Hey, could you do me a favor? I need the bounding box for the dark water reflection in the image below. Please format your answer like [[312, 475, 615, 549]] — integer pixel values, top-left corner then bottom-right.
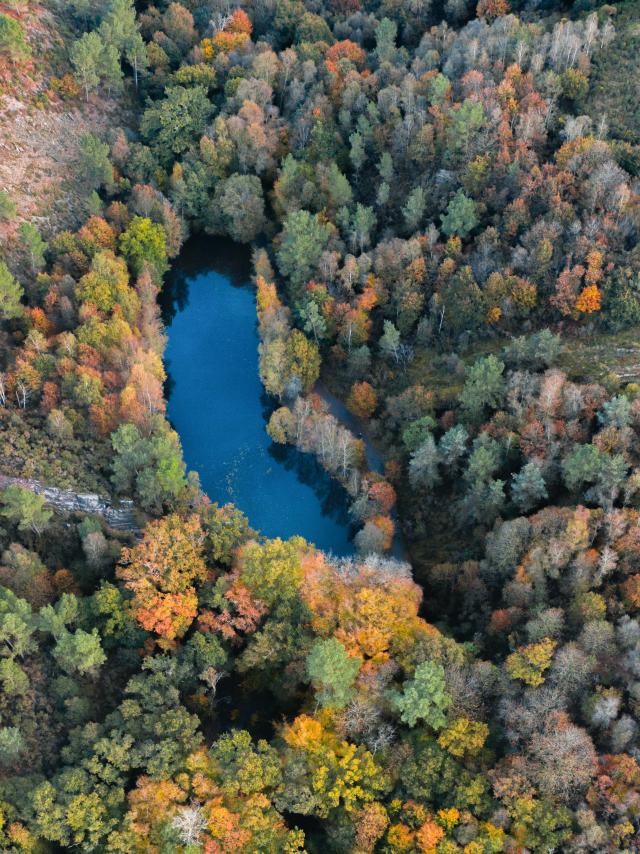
[[160, 236, 356, 555]]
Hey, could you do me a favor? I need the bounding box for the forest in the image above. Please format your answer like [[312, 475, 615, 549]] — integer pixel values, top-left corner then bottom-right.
[[1, 0, 640, 850]]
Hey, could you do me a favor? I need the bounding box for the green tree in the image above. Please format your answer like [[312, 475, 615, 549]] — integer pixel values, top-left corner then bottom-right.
[[427, 73, 451, 105], [592, 452, 628, 509], [210, 729, 283, 798], [563, 448, 628, 509], [599, 395, 632, 429], [447, 99, 485, 162], [509, 798, 573, 852], [273, 154, 315, 217], [465, 435, 501, 486], [97, 39, 123, 97], [116, 658, 203, 777], [0, 588, 36, 659], [276, 210, 332, 303], [31, 660, 198, 852], [135, 426, 188, 511], [112, 423, 149, 492], [391, 661, 451, 729], [202, 503, 254, 565], [99, 0, 148, 88], [379, 320, 401, 363], [441, 191, 479, 239], [0, 726, 25, 766], [0, 12, 30, 61], [376, 181, 390, 208], [0, 190, 16, 221], [504, 329, 563, 370], [325, 162, 352, 211], [119, 216, 168, 278], [238, 537, 303, 611], [378, 152, 394, 182], [459, 355, 505, 421], [511, 460, 548, 513], [77, 133, 113, 192], [70, 31, 104, 100], [0, 260, 24, 320], [215, 174, 265, 243], [467, 478, 506, 525], [0, 486, 52, 535], [439, 425, 469, 471], [375, 17, 397, 63], [439, 265, 483, 335], [53, 628, 106, 675], [409, 434, 441, 490], [349, 131, 366, 174], [32, 780, 115, 849], [402, 416, 437, 453], [463, 437, 507, 524], [0, 657, 29, 696], [69, 0, 105, 28], [86, 190, 103, 217], [19, 222, 46, 274], [141, 85, 214, 163], [306, 637, 362, 709], [562, 445, 604, 494], [403, 186, 427, 232], [99, 0, 137, 55], [299, 300, 327, 343], [125, 29, 148, 89], [38, 592, 79, 639], [111, 421, 188, 512], [349, 204, 376, 253]]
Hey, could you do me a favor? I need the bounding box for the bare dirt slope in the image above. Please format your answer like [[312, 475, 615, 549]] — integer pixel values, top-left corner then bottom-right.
[[0, 1, 127, 241], [0, 94, 123, 237]]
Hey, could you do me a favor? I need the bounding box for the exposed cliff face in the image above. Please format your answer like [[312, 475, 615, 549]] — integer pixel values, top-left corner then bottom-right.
[[0, 474, 140, 532]]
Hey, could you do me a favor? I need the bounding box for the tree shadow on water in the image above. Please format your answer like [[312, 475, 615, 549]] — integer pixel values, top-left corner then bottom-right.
[[160, 234, 252, 324], [259, 391, 356, 534], [267, 442, 355, 533]]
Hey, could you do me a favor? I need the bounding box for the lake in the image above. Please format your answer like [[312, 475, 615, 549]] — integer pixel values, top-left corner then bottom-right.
[[159, 236, 356, 555]]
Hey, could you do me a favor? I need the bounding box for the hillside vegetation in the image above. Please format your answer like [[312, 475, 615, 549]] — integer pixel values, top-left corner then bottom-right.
[[0, 0, 640, 852], [0, 1, 128, 243]]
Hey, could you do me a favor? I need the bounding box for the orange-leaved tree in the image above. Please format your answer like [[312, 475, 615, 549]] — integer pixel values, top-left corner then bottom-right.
[[347, 382, 378, 419], [117, 514, 209, 648]]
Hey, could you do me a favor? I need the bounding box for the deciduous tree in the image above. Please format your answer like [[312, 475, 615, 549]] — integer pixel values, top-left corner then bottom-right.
[[117, 514, 208, 646]]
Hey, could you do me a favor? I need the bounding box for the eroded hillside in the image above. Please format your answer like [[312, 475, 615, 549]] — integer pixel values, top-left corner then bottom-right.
[[0, 0, 127, 242]]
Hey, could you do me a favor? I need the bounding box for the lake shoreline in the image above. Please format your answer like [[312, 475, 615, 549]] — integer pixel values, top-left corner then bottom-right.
[[160, 235, 358, 556]]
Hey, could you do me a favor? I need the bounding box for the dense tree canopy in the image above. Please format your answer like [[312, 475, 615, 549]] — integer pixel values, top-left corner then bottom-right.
[[1, 0, 640, 850]]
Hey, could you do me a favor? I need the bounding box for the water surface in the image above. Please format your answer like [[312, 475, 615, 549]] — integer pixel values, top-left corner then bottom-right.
[[160, 237, 355, 555]]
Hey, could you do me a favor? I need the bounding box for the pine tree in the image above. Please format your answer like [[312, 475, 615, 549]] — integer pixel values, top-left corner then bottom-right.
[[306, 637, 362, 708], [0, 260, 24, 320], [390, 661, 451, 729], [71, 31, 104, 100], [511, 461, 548, 513]]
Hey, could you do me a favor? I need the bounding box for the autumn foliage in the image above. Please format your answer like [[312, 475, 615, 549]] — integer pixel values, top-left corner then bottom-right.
[[347, 381, 378, 418], [117, 514, 208, 647]]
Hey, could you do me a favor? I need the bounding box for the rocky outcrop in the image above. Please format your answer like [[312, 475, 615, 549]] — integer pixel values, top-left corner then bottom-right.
[[0, 474, 140, 533]]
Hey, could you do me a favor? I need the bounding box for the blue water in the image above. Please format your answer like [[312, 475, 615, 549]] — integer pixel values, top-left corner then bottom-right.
[[160, 236, 355, 555]]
